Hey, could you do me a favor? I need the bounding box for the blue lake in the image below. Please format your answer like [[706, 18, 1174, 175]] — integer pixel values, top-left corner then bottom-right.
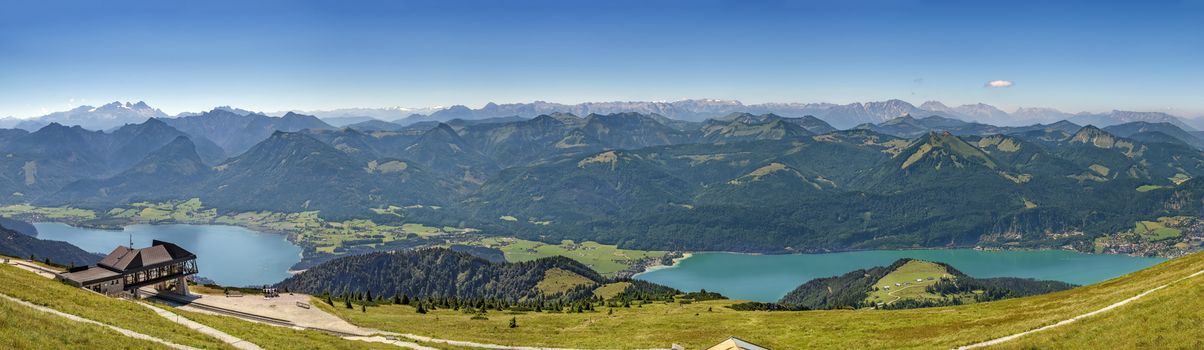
[[34, 222, 302, 287], [635, 249, 1166, 302]]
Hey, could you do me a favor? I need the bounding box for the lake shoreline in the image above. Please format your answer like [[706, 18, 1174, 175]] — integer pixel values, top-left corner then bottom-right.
[[631, 245, 1167, 277], [636, 252, 693, 274], [32, 222, 303, 288], [634, 248, 1167, 302]]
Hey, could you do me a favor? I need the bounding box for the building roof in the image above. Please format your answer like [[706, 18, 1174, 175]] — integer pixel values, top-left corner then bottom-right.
[[98, 240, 196, 272], [59, 266, 120, 285], [705, 337, 770, 350]]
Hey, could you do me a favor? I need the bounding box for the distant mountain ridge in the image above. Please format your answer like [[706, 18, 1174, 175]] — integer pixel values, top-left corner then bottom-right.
[[378, 99, 1201, 131], [14, 101, 167, 131], [159, 109, 333, 156], [11, 100, 1202, 135]]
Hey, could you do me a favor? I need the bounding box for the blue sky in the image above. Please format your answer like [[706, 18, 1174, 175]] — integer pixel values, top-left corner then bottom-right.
[[1, 0, 1202, 118]]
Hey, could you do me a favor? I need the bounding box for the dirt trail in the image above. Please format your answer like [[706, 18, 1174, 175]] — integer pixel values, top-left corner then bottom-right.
[[954, 268, 1204, 349], [137, 301, 264, 350]]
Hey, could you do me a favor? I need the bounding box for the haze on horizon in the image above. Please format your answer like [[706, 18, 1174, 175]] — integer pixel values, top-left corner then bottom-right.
[[1, 0, 1202, 119]]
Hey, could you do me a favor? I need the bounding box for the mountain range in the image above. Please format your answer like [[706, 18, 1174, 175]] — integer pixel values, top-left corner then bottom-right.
[[381, 99, 1201, 130], [4, 105, 1204, 254], [6, 100, 1202, 133], [4, 102, 167, 131]]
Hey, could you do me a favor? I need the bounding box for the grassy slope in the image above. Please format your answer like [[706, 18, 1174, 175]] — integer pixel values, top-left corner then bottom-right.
[[0, 264, 438, 350], [0, 264, 235, 349], [535, 268, 596, 294], [475, 237, 665, 276], [995, 269, 1204, 349], [0, 297, 169, 349], [866, 260, 953, 304], [592, 282, 632, 300], [319, 251, 1204, 349]]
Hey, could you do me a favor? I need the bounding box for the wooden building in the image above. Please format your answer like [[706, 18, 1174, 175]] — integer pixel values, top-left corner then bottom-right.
[[57, 240, 198, 297], [704, 336, 770, 350]]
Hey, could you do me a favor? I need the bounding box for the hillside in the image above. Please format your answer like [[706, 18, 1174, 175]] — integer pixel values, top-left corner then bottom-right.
[[0, 262, 434, 350], [316, 250, 1204, 349], [45, 136, 214, 206], [0, 223, 100, 266], [276, 248, 608, 301], [8, 112, 1204, 256], [777, 259, 1075, 310], [202, 131, 453, 217]]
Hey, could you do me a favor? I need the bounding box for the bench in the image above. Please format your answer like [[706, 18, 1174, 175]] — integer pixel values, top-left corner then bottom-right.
[[296, 301, 311, 309]]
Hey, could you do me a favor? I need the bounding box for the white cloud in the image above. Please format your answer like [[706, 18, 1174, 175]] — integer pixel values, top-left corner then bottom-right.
[[985, 80, 1014, 88]]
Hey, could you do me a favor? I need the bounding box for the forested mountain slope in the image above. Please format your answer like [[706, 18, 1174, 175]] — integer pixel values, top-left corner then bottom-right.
[[6, 111, 1204, 253], [276, 248, 609, 301]]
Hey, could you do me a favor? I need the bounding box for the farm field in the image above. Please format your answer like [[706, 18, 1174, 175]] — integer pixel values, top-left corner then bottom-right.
[[0, 204, 96, 221], [1135, 220, 1183, 242], [0, 200, 474, 260]]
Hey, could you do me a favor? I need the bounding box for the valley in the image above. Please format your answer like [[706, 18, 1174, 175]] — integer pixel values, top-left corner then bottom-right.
[[1, 199, 673, 282]]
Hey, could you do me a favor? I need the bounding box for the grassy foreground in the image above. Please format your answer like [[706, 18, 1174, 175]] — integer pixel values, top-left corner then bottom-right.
[[2, 251, 1203, 349], [0, 263, 459, 350], [319, 251, 1204, 349], [0, 264, 235, 349], [0, 297, 168, 349], [998, 268, 1204, 349]]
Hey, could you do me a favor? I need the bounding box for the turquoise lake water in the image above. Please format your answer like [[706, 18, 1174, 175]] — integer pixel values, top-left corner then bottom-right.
[[34, 222, 302, 287], [32, 222, 1169, 298], [635, 249, 1166, 302]]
